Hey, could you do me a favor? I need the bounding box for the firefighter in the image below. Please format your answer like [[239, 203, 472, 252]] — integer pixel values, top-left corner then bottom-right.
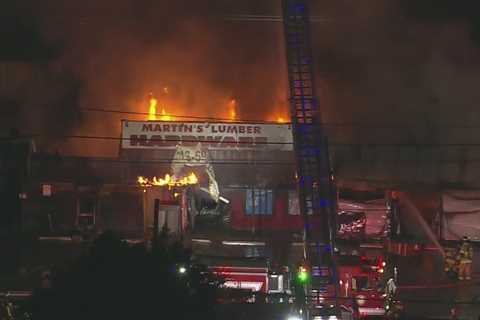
[[384, 277, 404, 320], [457, 236, 474, 280], [386, 277, 397, 298], [444, 247, 458, 278]]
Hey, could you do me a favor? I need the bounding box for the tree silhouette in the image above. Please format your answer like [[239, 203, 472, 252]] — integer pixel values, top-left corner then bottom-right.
[[28, 231, 217, 320]]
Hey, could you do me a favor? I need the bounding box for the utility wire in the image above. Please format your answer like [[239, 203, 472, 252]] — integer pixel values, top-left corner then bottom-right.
[[80, 107, 286, 124], [34, 155, 480, 167], [79, 107, 480, 129], [13, 133, 480, 147], [27, 134, 293, 145], [37, 159, 294, 166]]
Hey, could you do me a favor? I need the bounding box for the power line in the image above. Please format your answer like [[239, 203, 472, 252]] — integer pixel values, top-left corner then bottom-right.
[[80, 107, 284, 124], [37, 157, 294, 166], [79, 107, 480, 129], [29, 134, 293, 145], [35, 155, 480, 167], [18, 133, 480, 147]]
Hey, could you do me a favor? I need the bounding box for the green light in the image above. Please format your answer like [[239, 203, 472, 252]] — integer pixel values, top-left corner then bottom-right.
[[297, 267, 309, 283]]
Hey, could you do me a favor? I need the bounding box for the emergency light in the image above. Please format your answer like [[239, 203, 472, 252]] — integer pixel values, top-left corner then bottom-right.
[[297, 266, 310, 284]]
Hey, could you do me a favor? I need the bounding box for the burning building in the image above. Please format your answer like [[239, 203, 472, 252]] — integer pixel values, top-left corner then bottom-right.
[[120, 119, 300, 235], [17, 113, 392, 248]]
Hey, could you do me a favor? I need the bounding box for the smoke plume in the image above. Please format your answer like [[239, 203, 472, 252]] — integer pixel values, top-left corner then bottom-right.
[[2, 0, 480, 157]]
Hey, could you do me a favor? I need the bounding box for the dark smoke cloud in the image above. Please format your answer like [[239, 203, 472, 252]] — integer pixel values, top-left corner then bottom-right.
[[2, 0, 480, 156], [310, 0, 480, 145], [1, 0, 286, 156]]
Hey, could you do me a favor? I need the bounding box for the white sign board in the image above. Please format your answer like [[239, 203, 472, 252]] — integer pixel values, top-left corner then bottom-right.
[[121, 120, 293, 151]]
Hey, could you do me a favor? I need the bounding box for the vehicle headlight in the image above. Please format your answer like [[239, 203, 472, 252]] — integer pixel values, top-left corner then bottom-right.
[[287, 315, 302, 320]]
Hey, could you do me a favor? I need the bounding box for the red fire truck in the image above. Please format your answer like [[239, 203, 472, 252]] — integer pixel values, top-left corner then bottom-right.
[[307, 254, 386, 318], [337, 254, 386, 318], [207, 260, 291, 304]]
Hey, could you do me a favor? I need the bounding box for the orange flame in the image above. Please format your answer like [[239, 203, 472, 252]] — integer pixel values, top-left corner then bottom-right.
[[160, 108, 174, 121], [277, 117, 286, 123], [229, 99, 237, 121], [137, 173, 198, 189], [147, 92, 174, 121], [148, 94, 158, 121]]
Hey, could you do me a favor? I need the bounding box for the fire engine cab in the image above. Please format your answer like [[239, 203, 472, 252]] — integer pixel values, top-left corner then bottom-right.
[[337, 254, 386, 318], [305, 252, 386, 318]]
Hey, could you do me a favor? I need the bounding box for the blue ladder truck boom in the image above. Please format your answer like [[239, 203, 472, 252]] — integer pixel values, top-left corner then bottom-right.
[[281, 0, 340, 317]]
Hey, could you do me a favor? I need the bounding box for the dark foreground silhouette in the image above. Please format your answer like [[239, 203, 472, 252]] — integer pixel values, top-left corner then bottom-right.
[[27, 231, 217, 320]]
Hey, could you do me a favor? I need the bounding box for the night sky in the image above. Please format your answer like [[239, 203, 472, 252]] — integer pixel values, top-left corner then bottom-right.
[[2, 0, 480, 156]]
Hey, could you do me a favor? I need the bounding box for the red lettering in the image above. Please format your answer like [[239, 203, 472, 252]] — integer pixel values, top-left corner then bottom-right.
[[171, 124, 178, 132], [164, 135, 179, 147], [196, 125, 204, 133], [202, 136, 222, 147], [148, 135, 164, 147], [162, 124, 170, 132], [130, 135, 148, 146], [239, 126, 245, 134], [247, 126, 253, 134], [222, 136, 236, 147], [254, 126, 261, 134], [181, 135, 198, 147], [238, 136, 253, 147]]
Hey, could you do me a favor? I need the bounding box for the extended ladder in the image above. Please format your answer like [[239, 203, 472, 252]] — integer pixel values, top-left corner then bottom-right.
[[282, 0, 339, 307]]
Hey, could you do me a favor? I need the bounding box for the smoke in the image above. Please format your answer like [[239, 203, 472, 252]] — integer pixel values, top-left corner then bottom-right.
[[30, 0, 288, 156], [309, 0, 480, 145], [2, 0, 480, 157]]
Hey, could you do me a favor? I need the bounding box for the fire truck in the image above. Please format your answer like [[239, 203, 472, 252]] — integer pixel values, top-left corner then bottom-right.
[[197, 256, 291, 303], [302, 252, 385, 318], [337, 254, 386, 318]]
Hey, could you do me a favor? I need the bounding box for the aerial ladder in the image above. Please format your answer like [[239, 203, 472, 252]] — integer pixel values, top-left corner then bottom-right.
[[281, 0, 340, 314]]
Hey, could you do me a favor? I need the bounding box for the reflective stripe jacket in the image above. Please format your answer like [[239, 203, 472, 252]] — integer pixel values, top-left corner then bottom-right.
[[457, 244, 473, 263]]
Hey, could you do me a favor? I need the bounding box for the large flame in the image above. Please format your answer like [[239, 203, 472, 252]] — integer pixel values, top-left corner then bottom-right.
[[148, 94, 158, 121], [270, 113, 290, 123], [147, 91, 174, 121], [160, 108, 174, 121], [138, 173, 198, 188], [229, 99, 237, 121]]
